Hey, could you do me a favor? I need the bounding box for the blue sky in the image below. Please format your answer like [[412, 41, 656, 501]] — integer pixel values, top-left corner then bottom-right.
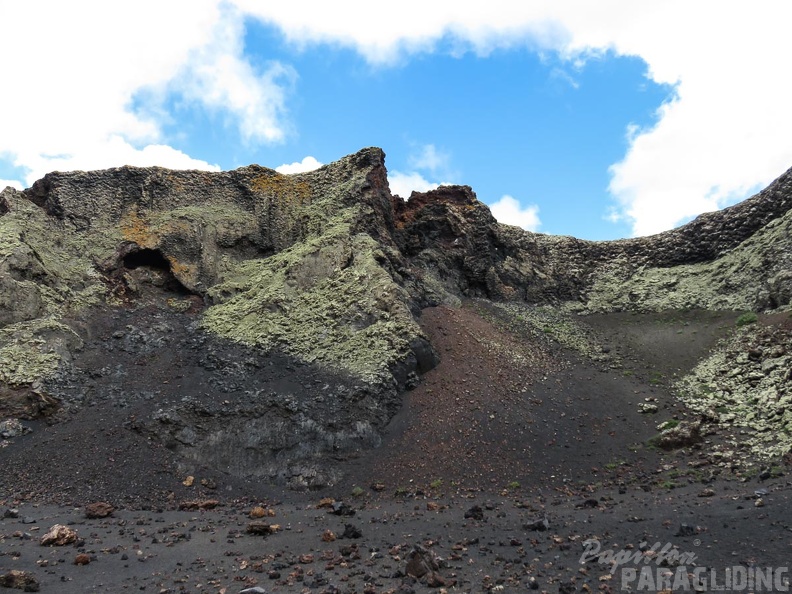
[[2, 2, 791, 240]]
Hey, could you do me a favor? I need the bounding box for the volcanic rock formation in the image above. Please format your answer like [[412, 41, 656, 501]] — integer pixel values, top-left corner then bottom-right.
[[1, 147, 791, 488]]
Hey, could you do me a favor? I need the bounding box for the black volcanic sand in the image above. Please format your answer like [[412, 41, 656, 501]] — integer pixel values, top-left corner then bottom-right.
[[2, 300, 792, 593]]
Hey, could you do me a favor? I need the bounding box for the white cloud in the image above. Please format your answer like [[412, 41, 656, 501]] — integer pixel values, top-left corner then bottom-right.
[[3, 2, 790, 237], [388, 171, 440, 198], [275, 156, 323, 174], [172, 6, 296, 145], [389, 144, 455, 198], [409, 144, 449, 174], [0, 1, 290, 185], [235, 1, 792, 236], [0, 179, 24, 191], [20, 137, 220, 183], [488, 195, 541, 232]]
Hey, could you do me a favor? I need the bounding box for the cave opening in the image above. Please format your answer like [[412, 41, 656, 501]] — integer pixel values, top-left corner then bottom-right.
[[123, 248, 172, 271], [121, 248, 193, 295]]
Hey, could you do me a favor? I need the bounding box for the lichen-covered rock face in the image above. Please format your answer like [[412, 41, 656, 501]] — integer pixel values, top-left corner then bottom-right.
[[676, 320, 792, 462], [1, 146, 791, 485], [394, 167, 792, 312], [1, 148, 429, 388]]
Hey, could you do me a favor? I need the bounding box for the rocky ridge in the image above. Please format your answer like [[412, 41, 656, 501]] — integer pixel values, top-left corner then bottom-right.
[[1, 147, 791, 488]]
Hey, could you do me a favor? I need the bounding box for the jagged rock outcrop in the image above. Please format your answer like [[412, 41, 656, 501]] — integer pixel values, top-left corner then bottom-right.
[[394, 171, 792, 311], [1, 147, 791, 486]]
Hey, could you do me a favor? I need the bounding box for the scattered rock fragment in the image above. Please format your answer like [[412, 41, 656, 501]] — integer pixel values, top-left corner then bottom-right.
[[85, 501, 115, 519], [0, 419, 30, 439], [329, 501, 355, 517], [246, 522, 276, 536], [339, 523, 362, 539], [523, 518, 550, 532], [40, 524, 77, 546], [249, 506, 275, 519], [638, 403, 659, 414], [405, 545, 452, 588], [73, 553, 91, 565], [0, 570, 40, 592], [178, 499, 219, 510], [652, 421, 702, 450], [559, 580, 577, 594], [464, 505, 484, 521], [675, 523, 698, 537]]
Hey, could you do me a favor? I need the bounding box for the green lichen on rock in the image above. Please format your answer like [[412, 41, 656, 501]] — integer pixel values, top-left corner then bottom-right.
[[0, 189, 117, 323], [0, 317, 82, 385], [198, 150, 427, 383], [582, 208, 792, 314], [676, 321, 792, 462], [202, 229, 424, 383], [0, 189, 116, 383], [492, 302, 609, 361]]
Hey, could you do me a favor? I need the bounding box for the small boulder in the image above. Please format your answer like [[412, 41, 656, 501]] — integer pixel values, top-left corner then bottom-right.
[[250, 506, 275, 519], [340, 523, 362, 539], [463, 505, 484, 521], [178, 499, 219, 511], [246, 521, 275, 536], [40, 524, 77, 546], [0, 570, 40, 591], [85, 502, 114, 519], [0, 419, 30, 439], [329, 501, 355, 517], [653, 421, 702, 450], [405, 545, 439, 579], [523, 518, 550, 532]]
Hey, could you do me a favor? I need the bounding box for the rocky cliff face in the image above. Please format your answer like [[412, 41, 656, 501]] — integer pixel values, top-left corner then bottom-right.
[[394, 171, 792, 311], [1, 147, 790, 487]]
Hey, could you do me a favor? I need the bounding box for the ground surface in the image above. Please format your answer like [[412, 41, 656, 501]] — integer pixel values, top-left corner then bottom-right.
[[1, 299, 791, 593]]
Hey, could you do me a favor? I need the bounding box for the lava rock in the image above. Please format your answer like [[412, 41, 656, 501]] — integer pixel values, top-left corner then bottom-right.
[[464, 505, 484, 521], [0, 570, 40, 592], [85, 501, 115, 519]]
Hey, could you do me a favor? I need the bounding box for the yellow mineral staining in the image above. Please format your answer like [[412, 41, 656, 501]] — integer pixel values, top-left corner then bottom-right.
[[248, 174, 312, 207], [119, 209, 157, 248]]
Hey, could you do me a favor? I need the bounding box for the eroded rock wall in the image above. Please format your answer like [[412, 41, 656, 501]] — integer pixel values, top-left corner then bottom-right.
[[2, 147, 791, 485], [395, 166, 792, 312]]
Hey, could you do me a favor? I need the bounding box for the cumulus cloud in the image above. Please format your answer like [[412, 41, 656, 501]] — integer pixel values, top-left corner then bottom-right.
[[408, 144, 449, 174], [275, 156, 323, 174], [172, 6, 296, 145], [0, 1, 289, 185], [20, 137, 220, 184], [388, 171, 440, 198], [237, 1, 792, 236], [3, 2, 790, 235], [389, 143, 455, 198], [488, 195, 541, 232], [0, 179, 24, 191]]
